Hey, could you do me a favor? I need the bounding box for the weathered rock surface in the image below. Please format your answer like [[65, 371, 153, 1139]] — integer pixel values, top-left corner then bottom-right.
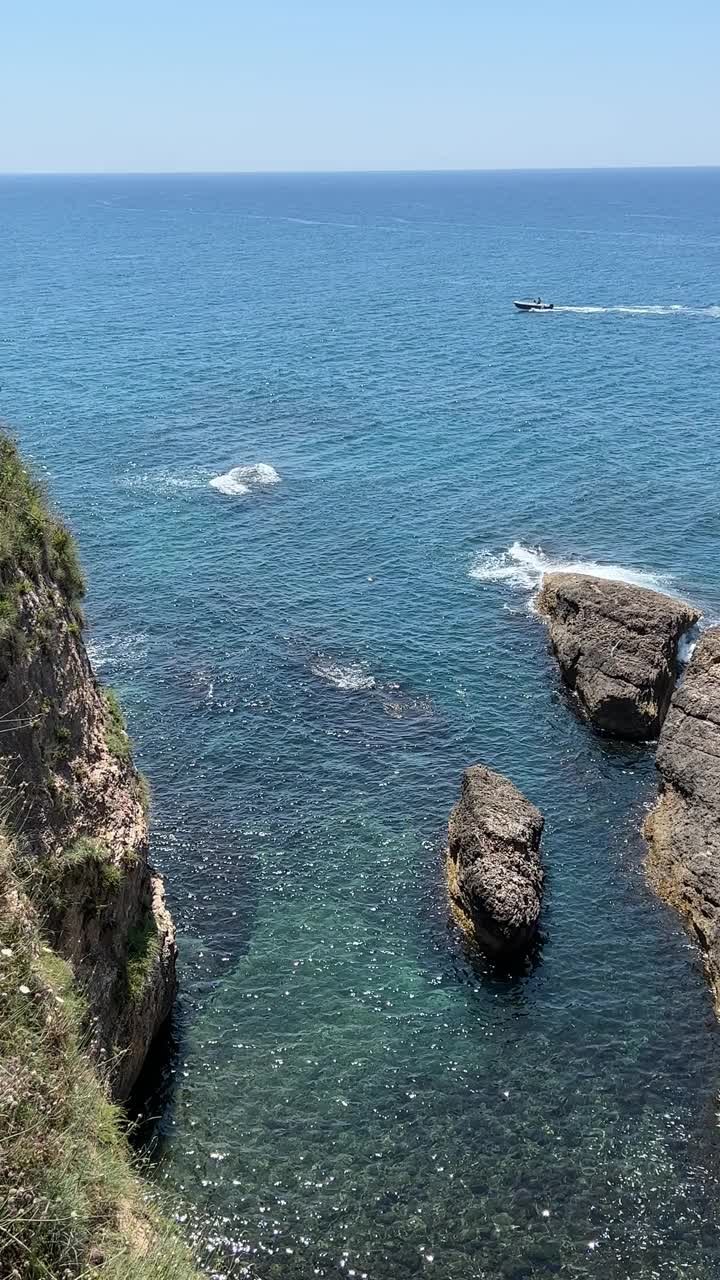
[[644, 627, 720, 1012], [0, 567, 177, 1099], [536, 572, 700, 740], [447, 764, 544, 956]]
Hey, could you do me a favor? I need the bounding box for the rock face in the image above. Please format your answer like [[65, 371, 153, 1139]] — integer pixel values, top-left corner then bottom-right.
[[447, 765, 544, 956], [536, 572, 700, 740], [644, 628, 720, 1012], [0, 441, 176, 1099]]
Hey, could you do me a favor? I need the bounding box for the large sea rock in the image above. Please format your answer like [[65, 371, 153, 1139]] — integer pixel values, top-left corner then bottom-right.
[[644, 628, 720, 1012], [536, 572, 700, 740], [447, 765, 544, 956]]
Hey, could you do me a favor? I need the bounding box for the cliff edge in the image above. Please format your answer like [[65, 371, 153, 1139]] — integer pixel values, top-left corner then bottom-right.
[[0, 434, 176, 1097], [644, 627, 720, 1014], [0, 434, 195, 1277]]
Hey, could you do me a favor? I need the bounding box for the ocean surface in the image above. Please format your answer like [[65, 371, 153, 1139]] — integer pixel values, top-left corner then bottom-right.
[[2, 169, 720, 1279]]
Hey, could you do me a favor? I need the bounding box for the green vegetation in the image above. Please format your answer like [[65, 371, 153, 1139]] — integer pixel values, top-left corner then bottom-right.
[[60, 836, 123, 894], [104, 689, 132, 761], [125, 913, 160, 1004], [0, 435, 200, 1277], [0, 433, 85, 610], [0, 840, 201, 1280]]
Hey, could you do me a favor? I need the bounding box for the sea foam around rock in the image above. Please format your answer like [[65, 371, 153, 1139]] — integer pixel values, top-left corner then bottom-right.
[[209, 463, 281, 496], [310, 658, 376, 691], [470, 541, 672, 597]]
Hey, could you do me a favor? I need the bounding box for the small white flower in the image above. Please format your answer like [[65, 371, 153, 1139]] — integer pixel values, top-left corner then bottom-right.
[[1, 947, 13, 958], [18, 984, 31, 995]]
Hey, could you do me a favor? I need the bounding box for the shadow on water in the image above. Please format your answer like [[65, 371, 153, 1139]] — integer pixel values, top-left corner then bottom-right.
[[126, 1006, 183, 1153], [445, 915, 545, 999]]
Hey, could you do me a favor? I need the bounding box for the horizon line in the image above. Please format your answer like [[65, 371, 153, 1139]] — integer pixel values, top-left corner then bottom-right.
[[1, 163, 719, 179]]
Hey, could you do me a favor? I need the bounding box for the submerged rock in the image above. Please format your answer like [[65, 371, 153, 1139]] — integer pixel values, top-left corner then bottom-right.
[[644, 627, 720, 1012], [447, 765, 544, 956], [536, 572, 700, 740]]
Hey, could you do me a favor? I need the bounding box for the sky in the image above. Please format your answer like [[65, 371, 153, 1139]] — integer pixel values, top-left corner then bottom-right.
[[1, 0, 718, 173]]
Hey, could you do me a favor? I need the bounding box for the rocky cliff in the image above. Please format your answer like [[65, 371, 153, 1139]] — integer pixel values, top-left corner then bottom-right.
[[644, 627, 720, 1013], [0, 435, 176, 1099], [537, 572, 699, 740]]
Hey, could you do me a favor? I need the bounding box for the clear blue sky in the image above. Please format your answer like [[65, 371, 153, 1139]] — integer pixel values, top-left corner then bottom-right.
[[2, 0, 718, 173]]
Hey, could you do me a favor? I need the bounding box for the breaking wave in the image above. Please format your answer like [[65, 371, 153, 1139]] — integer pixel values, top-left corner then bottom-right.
[[209, 463, 281, 496], [677, 627, 700, 668], [310, 658, 377, 691], [470, 541, 672, 595]]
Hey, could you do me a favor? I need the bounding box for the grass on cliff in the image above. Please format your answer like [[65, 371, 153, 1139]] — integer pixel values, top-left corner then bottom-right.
[[103, 689, 132, 761], [62, 836, 122, 879], [125, 914, 161, 1005], [0, 432, 85, 612], [0, 840, 202, 1280]]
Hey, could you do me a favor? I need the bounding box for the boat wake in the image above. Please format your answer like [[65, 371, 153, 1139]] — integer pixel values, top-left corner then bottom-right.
[[209, 462, 282, 496], [555, 304, 720, 317], [470, 541, 672, 598]]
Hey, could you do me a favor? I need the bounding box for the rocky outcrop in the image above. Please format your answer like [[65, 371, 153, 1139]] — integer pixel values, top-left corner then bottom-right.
[[0, 438, 176, 1099], [644, 628, 720, 1012], [447, 765, 544, 956], [536, 572, 700, 740]]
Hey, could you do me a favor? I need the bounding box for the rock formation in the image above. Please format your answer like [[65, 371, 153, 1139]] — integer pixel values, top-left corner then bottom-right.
[[447, 764, 544, 956], [536, 572, 700, 740], [0, 437, 176, 1099], [644, 627, 720, 1012]]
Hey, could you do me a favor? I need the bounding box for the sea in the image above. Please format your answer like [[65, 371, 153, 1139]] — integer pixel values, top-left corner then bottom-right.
[[2, 169, 720, 1279]]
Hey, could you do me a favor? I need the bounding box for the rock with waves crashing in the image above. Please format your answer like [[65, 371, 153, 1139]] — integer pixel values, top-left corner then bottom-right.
[[447, 765, 544, 956], [644, 627, 720, 1014], [536, 572, 700, 740]]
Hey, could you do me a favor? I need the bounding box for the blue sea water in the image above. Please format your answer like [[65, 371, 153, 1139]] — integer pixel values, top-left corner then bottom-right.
[[2, 169, 720, 1278]]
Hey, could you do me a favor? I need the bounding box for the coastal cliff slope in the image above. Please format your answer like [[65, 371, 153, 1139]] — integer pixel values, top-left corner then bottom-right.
[[644, 627, 720, 1013], [0, 434, 197, 1278], [537, 572, 699, 740], [0, 435, 176, 1099]]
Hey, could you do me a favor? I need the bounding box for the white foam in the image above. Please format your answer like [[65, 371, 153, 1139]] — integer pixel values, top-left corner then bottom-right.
[[209, 472, 250, 496], [310, 659, 376, 692], [209, 462, 281, 496], [555, 304, 720, 317], [470, 541, 672, 596], [86, 632, 149, 674], [677, 629, 699, 667], [122, 469, 206, 493]]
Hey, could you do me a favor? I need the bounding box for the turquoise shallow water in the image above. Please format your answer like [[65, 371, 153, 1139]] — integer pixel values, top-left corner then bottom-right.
[[2, 170, 720, 1277]]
